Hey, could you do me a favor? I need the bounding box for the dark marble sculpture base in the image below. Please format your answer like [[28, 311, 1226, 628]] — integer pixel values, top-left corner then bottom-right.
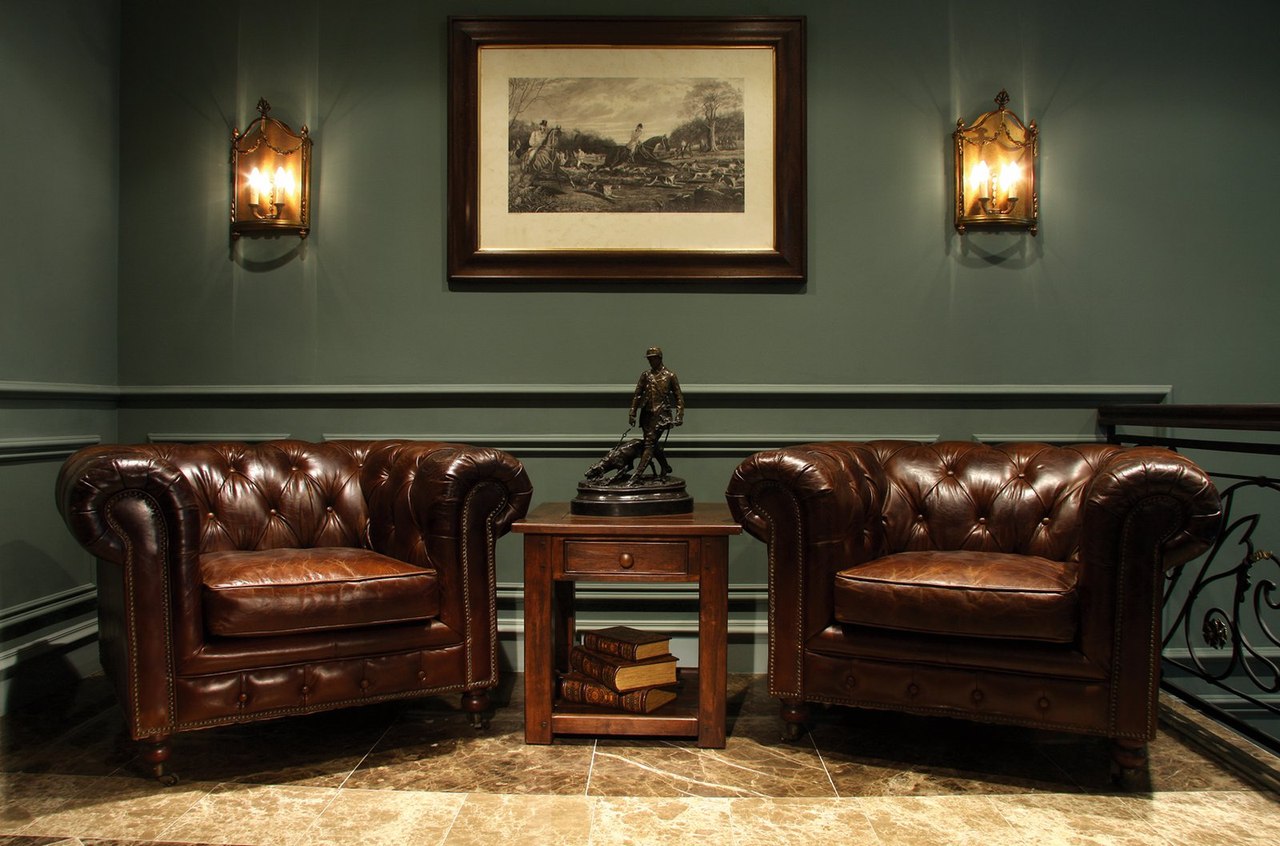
[[571, 477, 694, 516]]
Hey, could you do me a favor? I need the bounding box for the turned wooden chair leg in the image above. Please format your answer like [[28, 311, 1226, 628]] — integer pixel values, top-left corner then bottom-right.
[[462, 689, 492, 730], [1110, 737, 1148, 780], [780, 700, 809, 741], [140, 734, 179, 786]]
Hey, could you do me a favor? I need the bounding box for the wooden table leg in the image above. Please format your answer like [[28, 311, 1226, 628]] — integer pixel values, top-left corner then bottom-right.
[[697, 536, 729, 748], [523, 535, 554, 744], [553, 579, 576, 674]]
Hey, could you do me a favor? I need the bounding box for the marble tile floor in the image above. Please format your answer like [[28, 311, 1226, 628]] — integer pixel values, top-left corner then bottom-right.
[[1, 673, 1276, 845]]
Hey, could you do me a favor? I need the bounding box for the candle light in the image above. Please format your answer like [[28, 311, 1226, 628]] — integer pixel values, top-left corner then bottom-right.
[[274, 166, 293, 206], [248, 166, 262, 205], [1001, 162, 1021, 202], [972, 160, 991, 201]]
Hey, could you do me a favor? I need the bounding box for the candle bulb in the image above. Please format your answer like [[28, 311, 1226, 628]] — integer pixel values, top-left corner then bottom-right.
[[248, 167, 262, 205], [275, 166, 293, 209], [1001, 162, 1020, 202], [972, 160, 991, 200]]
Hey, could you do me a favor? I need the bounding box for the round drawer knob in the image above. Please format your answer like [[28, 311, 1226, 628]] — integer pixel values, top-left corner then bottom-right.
[[619, 553, 635, 569]]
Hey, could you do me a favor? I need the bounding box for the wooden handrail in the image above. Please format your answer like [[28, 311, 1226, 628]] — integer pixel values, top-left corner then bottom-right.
[[1099, 404, 1280, 433]]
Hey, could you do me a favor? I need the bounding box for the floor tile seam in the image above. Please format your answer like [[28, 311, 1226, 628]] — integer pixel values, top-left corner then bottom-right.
[[723, 796, 889, 846], [978, 790, 1175, 844], [433, 791, 468, 846], [808, 732, 841, 797], [150, 779, 308, 844], [660, 737, 834, 786], [584, 738, 597, 796], [334, 718, 396, 792], [1029, 741, 1091, 793], [589, 748, 780, 798]]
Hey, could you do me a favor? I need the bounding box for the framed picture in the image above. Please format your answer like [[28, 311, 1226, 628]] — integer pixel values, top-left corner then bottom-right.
[[447, 17, 806, 282]]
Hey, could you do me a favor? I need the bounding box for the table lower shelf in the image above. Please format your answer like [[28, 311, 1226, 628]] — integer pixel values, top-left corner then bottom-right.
[[546, 668, 703, 740]]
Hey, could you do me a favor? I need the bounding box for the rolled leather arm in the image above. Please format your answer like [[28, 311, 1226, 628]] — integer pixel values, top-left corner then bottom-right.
[[726, 443, 885, 696], [362, 441, 532, 688], [1082, 446, 1222, 572], [55, 444, 203, 569], [56, 445, 204, 734], [726, 442, 880, 546], [1078, 446, 1221, 738], [362, 441, 532, 562]]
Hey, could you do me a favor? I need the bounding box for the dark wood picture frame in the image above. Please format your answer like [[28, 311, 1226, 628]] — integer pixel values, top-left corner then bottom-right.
[[447, 16, 806, 283]]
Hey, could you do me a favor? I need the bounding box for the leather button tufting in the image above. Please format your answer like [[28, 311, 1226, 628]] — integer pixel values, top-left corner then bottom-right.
[[360, 679, 371, 690], [1038, 696, 1051, 711], [971, 689, 984, 704], [906, 683, 919, 697], [844, 674, 857, 689], [237, 693, 248, 703], [300, 685, 310, 696]]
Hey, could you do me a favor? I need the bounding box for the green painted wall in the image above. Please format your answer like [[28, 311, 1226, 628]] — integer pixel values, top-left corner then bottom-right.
[[115, 0, 1280, 396], [1, 0, 120, 709], [5, 1, 1279, 698], [107, 0, 1279, 671]]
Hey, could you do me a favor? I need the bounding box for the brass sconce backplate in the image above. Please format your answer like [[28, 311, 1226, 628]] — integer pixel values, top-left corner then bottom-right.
[[954, 90, 1038, 235], [231, 98, 311, 239]]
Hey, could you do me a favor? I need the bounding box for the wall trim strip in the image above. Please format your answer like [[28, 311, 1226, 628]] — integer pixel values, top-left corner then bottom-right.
[[0, 381, 1171, 403], [0, 436, 101, 464], [321, 434, 941, 454], [0, 584, 97, 628], [146, 433, 293, 444], [114, 382, 1173, 399], [0, 381, 116, 400], [0, 620, 98, 671]]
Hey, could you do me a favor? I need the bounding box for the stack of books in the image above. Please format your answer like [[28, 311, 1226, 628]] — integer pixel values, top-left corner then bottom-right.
[[559, 626, 679, 713]]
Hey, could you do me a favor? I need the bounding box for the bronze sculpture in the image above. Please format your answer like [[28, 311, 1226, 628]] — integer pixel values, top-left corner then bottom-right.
[[627, 346, 684, 484], [571, 347, 693, 515]]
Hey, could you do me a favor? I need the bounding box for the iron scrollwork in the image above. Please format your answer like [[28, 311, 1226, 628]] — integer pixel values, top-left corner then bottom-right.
[[1163, 475, 1280, 714]]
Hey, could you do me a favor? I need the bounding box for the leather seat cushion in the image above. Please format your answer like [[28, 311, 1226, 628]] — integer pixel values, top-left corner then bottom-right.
[[201, 547, 439, 638], [833, 551, 1079, 643]]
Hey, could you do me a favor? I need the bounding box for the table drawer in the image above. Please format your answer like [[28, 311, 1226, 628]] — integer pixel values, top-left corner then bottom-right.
[[563, 540, 689, 575]]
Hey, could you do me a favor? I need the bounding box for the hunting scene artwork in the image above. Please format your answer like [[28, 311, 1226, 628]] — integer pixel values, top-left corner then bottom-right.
[[508, 76, 746, 214]]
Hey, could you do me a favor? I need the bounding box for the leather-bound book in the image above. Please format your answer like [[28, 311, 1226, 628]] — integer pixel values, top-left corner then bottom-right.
[[558, 672, 677, 713], [568, 645, 677, 692], [581, 626, 672, 662]]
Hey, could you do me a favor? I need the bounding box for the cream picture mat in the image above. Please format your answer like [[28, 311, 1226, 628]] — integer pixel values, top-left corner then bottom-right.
[[477, 46, 776, 253]]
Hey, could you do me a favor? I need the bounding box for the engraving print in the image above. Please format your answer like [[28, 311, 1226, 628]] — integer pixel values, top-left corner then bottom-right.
[[508, 77, 745, 214]]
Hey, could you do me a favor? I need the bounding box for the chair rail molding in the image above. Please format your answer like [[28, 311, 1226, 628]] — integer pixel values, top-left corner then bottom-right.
[[107, 382, 1171, 403], [0, 435, 101, 463]]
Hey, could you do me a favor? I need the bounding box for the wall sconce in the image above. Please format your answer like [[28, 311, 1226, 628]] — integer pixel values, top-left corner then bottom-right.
[[231, 98, 311, 239], [953, 90, 1038, 235]]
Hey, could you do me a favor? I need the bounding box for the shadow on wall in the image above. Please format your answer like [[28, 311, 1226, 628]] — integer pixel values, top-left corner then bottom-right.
[[0, 540, 101, 717], [2, 642, 88, 717], [954, 231, 1043, 269]]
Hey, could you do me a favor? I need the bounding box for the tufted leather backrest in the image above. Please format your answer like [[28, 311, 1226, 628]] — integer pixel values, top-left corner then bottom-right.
[[151, 441, 373, 553], [867, 441, 1126, 561]]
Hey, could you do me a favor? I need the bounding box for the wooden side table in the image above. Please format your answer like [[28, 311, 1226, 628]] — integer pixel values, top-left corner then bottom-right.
[[513, 502, 742, 748]]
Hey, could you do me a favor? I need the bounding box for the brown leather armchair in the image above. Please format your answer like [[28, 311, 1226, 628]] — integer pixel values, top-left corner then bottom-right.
[[726, 440, 1221, 773], [57, 439, 531, 782]]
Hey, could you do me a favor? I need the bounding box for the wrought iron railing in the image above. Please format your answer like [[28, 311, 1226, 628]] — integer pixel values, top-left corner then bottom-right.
[[1100, 404, 1280, 754]]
